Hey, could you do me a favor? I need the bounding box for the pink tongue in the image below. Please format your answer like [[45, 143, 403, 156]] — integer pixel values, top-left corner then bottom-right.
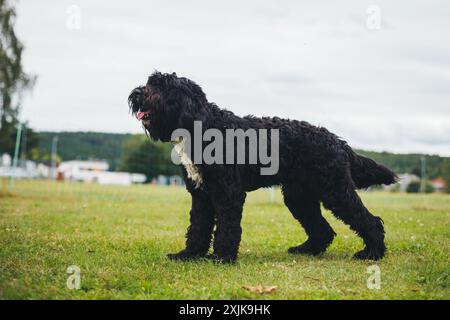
[[136, 111, 150, 120]]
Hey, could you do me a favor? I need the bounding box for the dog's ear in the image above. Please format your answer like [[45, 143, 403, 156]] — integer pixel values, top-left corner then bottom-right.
[[172, 72, 177, 77]]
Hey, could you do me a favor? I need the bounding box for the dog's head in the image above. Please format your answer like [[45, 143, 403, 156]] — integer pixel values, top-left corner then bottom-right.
[[128, 71, 207, 142]]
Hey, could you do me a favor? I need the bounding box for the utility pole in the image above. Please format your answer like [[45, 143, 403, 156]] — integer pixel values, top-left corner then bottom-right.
[[420, 155, 426, 193], [50, 136, 59, 180], [9, 123, 23, 188], [20, 126, 27, 162]]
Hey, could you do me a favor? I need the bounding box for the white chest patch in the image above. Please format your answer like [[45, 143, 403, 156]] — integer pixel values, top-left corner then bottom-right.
[[173, 139, 203, 188]]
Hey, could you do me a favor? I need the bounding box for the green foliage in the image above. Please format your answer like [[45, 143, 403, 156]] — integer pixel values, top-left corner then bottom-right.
[[28, 146, 61, 165], [118, 135, 180, 180], [406, 181, 434, 194], [407, 182, 421, 193], [440, 158, 450, 193], [0, 122, 38, 156], [425, 183, 435, 194], [0, 0, 37, 155]]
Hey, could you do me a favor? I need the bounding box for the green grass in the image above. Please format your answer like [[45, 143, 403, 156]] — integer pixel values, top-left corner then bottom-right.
[[0, 179, 449, 299]]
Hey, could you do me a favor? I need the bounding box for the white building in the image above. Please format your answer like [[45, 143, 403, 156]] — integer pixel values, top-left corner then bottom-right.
[[95, 171, 146, 185], [0, 153, 50, 179], [57, 160, 109, 182], [57, 160, 146, 185]]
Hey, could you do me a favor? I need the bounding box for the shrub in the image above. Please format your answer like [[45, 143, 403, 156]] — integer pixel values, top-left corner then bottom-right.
[[406, 181, 434, 193]]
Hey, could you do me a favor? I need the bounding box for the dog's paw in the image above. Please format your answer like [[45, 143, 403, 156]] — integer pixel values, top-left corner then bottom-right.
[[288, 241, 326, 256], [353, 248, 384, 261], [167, 250, 203, 261]]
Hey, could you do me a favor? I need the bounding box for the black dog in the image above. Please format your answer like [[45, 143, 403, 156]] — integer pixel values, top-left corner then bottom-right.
[[128, 71, 397, 262]]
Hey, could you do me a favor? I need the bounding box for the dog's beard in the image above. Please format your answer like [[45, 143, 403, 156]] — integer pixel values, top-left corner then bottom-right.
[[141, 120, 151, 137], [142, 123, 149, 137], [142, 119, 162, 141]]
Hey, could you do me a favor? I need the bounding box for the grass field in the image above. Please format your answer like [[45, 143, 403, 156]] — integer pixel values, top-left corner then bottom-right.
[[0, 179, 449, 299]]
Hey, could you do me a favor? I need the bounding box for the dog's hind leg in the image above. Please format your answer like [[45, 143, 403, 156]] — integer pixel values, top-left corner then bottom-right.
[[167, 189, 215, 261], [321, 170, 386, 260], [282, 184, 336, 255]]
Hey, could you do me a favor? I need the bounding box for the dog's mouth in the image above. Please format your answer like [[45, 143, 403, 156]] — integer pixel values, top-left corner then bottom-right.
[[136, 111, 151, 122]]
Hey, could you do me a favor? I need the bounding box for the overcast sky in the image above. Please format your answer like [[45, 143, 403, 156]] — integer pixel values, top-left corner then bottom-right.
[[15, 0, 450, 155]]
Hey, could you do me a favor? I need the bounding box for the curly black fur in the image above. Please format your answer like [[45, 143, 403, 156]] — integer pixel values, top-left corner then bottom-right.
[[128, 71, 397, 262]]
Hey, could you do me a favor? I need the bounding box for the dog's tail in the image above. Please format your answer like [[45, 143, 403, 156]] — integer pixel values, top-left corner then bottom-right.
[[344, 145, 398, 189]]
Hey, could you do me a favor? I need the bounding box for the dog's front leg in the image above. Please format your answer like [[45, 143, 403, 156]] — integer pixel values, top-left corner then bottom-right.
[[167, 189, 215, 261], [209, 187, 246, 263]]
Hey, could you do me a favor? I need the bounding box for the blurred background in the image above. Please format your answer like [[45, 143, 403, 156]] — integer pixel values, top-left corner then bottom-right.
[[1, 0, 449, 193]]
